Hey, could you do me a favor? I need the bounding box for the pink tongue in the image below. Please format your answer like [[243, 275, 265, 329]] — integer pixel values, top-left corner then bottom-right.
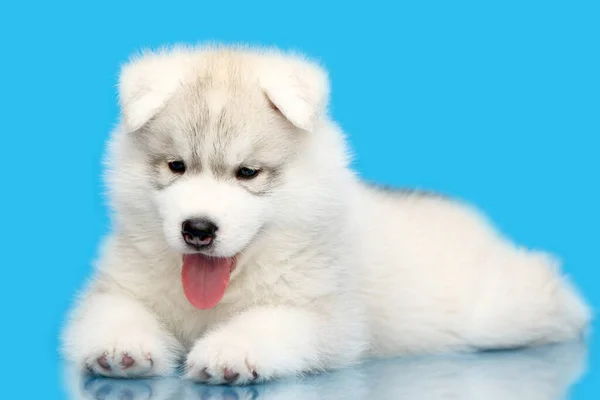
[[182, 254, 234, 310]]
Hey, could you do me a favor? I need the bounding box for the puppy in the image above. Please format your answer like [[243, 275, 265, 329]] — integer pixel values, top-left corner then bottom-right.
[[61, 45, 590, 385]]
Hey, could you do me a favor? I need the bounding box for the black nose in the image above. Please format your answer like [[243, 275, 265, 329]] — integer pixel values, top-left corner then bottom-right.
[[181, 218, 218, 249]]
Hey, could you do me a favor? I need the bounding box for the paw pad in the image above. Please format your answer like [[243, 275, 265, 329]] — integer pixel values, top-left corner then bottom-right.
[[88, 351, 154, 377], [223, 368, 240, 382], [192, 365, 260, 385], [97, 354, 111, 371], [120, 354, 135, 368]]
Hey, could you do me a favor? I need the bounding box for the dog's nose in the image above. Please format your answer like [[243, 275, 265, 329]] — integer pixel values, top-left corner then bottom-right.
[[181, 218, 218, 249]]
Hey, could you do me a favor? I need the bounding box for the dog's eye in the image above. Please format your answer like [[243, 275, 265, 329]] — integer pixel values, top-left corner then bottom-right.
[[168, 161, 186, 174], [236, 167, 260, 180]]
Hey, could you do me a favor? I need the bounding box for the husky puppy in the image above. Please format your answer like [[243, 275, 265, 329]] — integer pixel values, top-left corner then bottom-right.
[[61, 45, 590, 385]]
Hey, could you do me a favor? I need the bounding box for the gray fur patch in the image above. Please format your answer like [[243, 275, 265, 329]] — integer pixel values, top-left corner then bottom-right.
[[363, 181, 449, 200], [130, 74, 296, 195]]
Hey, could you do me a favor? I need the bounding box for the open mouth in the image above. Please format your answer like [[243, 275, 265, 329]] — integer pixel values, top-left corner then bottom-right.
[[181, 253, 237, 310]]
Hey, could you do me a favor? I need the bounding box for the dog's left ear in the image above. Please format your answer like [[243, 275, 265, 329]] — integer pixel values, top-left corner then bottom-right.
[[118, 50, 191, 132], [261, 54, 330, 132]]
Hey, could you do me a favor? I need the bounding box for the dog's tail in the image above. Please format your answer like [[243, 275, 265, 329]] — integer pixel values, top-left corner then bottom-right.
[[468, 250, 591, 350]]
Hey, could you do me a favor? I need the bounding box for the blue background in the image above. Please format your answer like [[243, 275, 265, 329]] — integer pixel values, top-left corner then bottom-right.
[[1, 0, 598, 398]]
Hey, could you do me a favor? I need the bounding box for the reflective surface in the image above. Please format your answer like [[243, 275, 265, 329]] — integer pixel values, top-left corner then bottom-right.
[[61, 342, 594, 400]]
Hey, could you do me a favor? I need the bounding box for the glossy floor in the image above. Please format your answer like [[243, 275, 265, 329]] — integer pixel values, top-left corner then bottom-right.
[[57, 340, 597, 400]]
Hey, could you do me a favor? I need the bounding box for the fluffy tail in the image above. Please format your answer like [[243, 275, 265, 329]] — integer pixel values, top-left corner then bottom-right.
[[469, 250, 591, 350]]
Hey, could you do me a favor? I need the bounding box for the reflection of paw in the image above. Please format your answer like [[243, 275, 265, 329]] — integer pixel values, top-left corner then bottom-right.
[[83, 377, 155, 400], [185, 331, 271, 385], [63, 362, 184, 400], [188, 385, 261, 400], [76, 329, 181, 378]]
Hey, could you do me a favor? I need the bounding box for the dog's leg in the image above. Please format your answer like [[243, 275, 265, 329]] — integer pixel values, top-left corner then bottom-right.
[[185, 305, 363, 385], [61, 292, 184, 378]]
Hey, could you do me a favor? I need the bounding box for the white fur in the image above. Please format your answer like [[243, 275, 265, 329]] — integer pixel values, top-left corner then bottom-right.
[[61, 44, 591, 385]]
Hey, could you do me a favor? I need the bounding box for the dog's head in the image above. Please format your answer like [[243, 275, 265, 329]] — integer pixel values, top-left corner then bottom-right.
[[110, 46, 334, 261]]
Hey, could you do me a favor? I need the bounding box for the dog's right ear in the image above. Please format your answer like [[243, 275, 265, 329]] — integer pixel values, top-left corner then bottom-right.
[[118, 50, 190, 132], [261, 53, 330, 132]]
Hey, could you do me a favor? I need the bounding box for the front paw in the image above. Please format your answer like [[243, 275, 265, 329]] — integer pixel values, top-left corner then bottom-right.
[[185, 331, 269, 385], [70, 329, 181, 378]]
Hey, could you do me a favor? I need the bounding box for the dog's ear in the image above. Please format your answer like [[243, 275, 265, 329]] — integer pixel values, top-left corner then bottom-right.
[[261, 55, 330, 132], [118, 50, 191, 132]]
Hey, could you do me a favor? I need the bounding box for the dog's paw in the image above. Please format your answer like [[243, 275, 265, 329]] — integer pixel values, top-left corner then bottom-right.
[[74, 329, 181, 378], [85, 347, 153, 378], [185, 331, 269, 385], [63, 294, 185, 379], [184, 307, 325, 385]]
